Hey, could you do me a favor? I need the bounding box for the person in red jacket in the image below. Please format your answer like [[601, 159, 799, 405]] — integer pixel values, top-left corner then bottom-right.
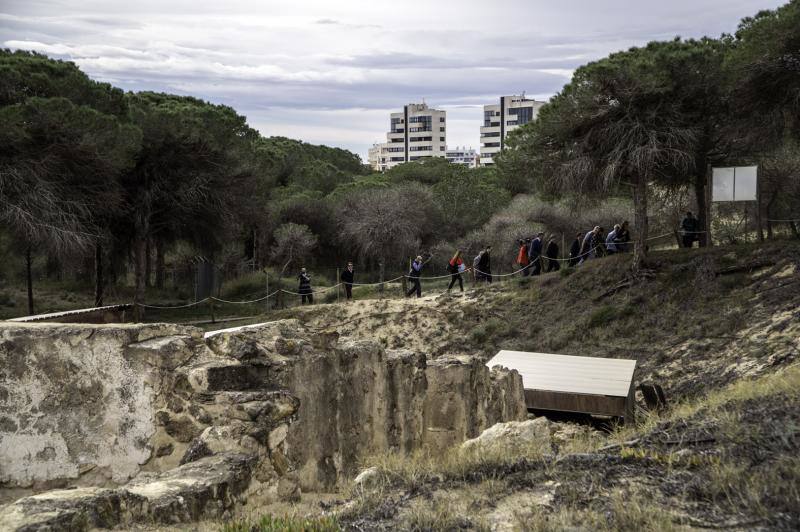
[[447, 250, 465, 292], [517, 238, 530, 276]]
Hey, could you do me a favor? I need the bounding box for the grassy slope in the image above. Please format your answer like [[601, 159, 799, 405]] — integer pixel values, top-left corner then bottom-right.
[[335, 364, 800, 530], [265, 241, 800, 530]]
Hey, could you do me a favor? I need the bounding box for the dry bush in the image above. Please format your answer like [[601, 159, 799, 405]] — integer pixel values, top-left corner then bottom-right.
[[433, 195, 633, 270]]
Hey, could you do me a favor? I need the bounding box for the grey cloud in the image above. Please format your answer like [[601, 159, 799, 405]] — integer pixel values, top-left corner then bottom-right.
[[0, 0, 787, 159]]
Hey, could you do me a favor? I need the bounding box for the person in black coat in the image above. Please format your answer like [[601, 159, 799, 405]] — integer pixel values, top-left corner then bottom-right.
[[681, 212, 699, 248], [298, 268, 313, 304], [340, 262, 354, 300], [568, 232, 582, 266], [616, 221, 631, 252], [545, 235, 560, 272], [477, 246, 492, 283], [594, 227, 606, 258]]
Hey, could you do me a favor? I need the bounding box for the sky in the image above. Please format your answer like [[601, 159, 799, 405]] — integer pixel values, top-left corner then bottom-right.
[[0, 0, 787, 162]]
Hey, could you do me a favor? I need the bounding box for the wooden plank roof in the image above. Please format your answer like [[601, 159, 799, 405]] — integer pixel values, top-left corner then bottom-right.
[[486, 350, 637, 397]]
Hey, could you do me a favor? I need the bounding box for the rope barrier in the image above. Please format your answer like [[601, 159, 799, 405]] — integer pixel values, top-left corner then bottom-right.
[[210, 290, 281, 305], [133, 229, 706, 308], [136, 298, 211, 309], [348, 275, 406, 286], [280, 283, 344, 296]]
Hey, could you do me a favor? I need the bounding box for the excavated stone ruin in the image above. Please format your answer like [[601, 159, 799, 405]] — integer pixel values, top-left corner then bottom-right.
[[0, 319, 525, 530]]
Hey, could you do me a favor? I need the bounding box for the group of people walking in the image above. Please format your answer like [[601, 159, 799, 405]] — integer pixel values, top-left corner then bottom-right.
[[297, 219, 642, 303], [515, 221, 633, 274]]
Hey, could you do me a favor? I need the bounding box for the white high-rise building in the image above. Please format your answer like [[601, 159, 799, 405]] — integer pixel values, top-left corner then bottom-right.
[[368, 142, 387, 172], [373, 103, 447, 170], [480, 94, 545, 166], [445, 147, 478, 168]]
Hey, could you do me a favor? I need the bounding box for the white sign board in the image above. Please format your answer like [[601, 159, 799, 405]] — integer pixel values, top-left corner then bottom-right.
[[712, 166, 758, 202]]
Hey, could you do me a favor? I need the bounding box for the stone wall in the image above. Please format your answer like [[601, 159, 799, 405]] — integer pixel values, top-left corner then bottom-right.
[[0, 319, 525, 528], [0, 321, 298, 496], [205, 321, 527, 490]]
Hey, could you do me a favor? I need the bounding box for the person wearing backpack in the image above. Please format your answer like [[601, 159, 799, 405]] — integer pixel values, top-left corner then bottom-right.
[[447, 250, 465, 292], [405, 255, 425, 297]]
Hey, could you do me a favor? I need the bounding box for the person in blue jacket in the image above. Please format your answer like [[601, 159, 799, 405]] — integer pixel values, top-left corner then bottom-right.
[[528, 232, 544, 275], [406, 255, 424, 297]]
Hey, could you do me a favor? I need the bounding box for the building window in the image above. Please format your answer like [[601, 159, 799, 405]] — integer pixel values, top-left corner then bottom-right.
[[409, 127, 432, 132], [439, 117, 445, 122], [509, 106, 534, 125], [386, 147, 403, 152], [409, 115, 432, 123], [410, 136, 432, 142], [439, 127, 445, 132], [507, 121, 518, 126], [484, 142, 500, 148], [409, 145, 432, 151], [390, 156, 404, 161], [482, 132, 501, 137], [390, 138, 403, 143], [440, 146, 445, 151], [439, 136, 445, 141]]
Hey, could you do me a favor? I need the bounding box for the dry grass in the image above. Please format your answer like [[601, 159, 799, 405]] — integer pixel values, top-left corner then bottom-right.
[[400, 497, 489, 532], [609, 363, 800, 446], [516, 491, 684, 532], [359, 439, 550, 490], [340, 363, 800, 529]]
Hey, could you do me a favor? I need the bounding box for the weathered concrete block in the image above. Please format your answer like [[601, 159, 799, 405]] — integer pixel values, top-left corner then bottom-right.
[[0, 323, 196, 487]]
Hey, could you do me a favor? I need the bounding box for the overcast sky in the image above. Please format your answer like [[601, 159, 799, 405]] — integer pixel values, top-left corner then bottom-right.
[[0, 0, 786, 161]]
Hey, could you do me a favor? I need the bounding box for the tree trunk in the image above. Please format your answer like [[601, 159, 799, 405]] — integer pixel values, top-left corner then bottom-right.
[[94, 242, 104, 307], [133, 236, 147, 321], [26, 246, 34, 316], [765, 191, 778, 240], [694, 166, 710, 247], [632, 176, 649, 270], [155, 238, 166, 289], [145, 239, 152, 288], [252, 228, 258, 271]]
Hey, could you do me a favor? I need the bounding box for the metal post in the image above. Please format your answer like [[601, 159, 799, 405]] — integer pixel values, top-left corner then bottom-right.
[[744, 204, 748, 243], [706, 164, 713, 246], [755, 167, 763, 242]]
